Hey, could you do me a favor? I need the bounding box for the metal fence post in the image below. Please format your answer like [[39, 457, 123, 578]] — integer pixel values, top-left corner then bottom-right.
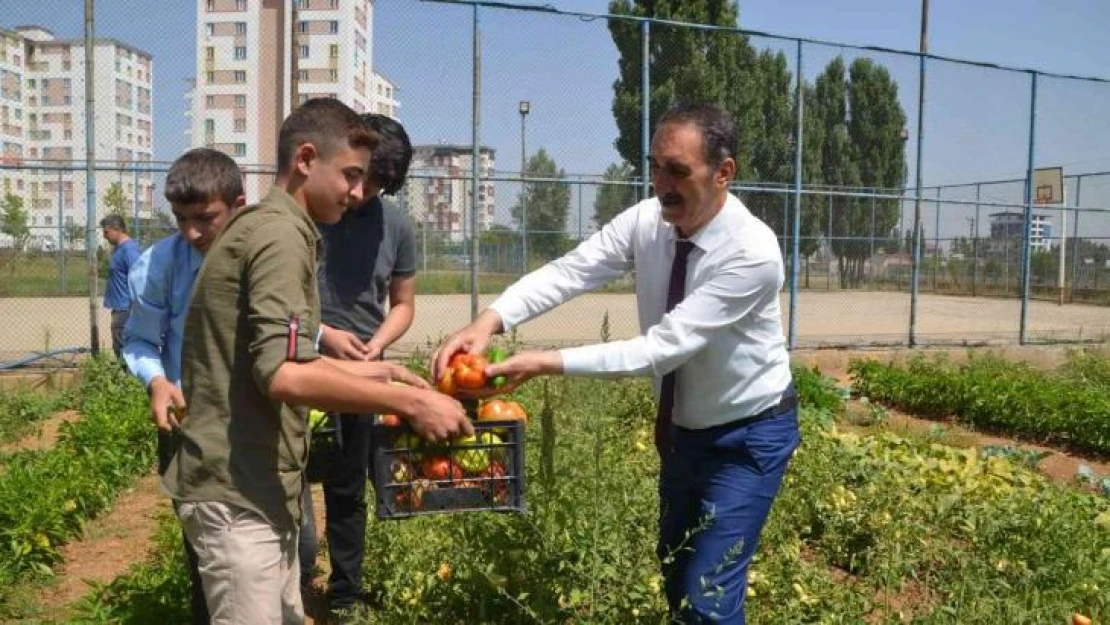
[[788, 39, 803, 350], [973, 182, 981, 297], [469, 4, 482, 321], [933, 186, 941, 291], [57, 170, 65, 293], [84, 0, 99, 354], [869, 193, 876, 281], [1019, 71, 1038, 345], [132, 165, 140, 243], [908, 54, 927, 347], [1071, 175, 1082, 291], [827, 193, 833, 291]]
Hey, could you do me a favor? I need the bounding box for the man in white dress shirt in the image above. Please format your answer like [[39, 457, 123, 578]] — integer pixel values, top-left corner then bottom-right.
[[434, 103, 798, 624]]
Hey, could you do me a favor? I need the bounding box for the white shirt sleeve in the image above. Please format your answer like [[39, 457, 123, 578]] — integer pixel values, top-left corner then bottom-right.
[[489, 205, 639, 330], [559, 246, 781, 379]]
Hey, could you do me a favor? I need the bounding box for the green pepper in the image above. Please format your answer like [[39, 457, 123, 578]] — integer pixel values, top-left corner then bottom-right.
[[488, 345, 508, 389]]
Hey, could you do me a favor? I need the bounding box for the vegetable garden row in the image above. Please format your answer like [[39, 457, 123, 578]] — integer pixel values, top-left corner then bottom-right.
[[1, 356, 1107, 623]]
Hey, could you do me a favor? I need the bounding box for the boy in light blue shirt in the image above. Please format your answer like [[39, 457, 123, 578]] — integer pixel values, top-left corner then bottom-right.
[[122, 147, 244, 625]]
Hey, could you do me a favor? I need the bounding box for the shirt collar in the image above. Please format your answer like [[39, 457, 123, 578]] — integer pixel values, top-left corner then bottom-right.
[[263, 185, 322, 244], [667, 193, 744, 254]]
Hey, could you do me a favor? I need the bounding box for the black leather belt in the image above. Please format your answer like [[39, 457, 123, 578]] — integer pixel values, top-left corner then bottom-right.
[[742, 385, 798, 425]]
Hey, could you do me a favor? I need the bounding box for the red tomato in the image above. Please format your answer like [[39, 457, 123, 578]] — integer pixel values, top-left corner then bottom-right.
[[436, 367, 457, 396], [481, 461, 509, 504], [448, 353, 489, 390], [420, 455, 464, 482], [478, 399, 528, 424]]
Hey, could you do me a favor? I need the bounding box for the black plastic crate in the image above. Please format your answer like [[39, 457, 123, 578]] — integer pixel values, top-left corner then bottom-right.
[[371, 419, 526, 519]]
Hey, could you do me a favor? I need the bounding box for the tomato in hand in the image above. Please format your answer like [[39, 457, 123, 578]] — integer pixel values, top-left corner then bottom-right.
[[436, 367, 457, 396], [448, 353, 489, 389]]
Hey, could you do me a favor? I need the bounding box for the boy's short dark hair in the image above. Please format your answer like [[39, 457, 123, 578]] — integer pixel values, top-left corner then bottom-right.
[[360, 114, 412, 196], [99, 214, 126, 231], [164, 148, 244, 207], [276, 98, 379, 175]]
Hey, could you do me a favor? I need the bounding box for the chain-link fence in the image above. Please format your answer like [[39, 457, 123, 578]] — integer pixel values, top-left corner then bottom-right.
[[2, 0, 1110, 363]]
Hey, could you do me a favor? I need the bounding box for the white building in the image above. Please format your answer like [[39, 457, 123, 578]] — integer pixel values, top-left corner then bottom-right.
[[404, 144, 496, 242], [0, 25, 154, 250], [989, 211, 1054, 252], [192, 0, 399, 202]]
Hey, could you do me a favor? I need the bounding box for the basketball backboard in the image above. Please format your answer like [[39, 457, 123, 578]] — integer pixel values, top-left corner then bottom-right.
[[1033, 167, 1064, 205]]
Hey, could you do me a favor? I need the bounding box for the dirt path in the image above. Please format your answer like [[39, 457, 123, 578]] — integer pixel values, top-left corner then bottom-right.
[[33, 472, 167, 621], [0, 409, 82, 454]]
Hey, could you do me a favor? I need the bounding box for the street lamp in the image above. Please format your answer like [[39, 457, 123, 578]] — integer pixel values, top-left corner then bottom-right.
[[519, 100, 530, 273]]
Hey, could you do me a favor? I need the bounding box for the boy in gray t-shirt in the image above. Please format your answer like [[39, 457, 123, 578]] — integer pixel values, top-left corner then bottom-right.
[[304, 114, 417, 618]]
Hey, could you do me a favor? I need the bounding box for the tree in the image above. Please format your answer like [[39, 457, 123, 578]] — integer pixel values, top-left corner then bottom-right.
[[1, 193, 31, 252], [512, 148, 570, 261], [103, 182, 129, 217], [844, 57, 907, 287], [797, 84, 826, 287], [608, 0, 761, 181], [65, 223, 84, 248], [813, 57, 907, 288], [593, 162, 638, 228], [745, 49, 795, 241], [811, 58, 861, 288]]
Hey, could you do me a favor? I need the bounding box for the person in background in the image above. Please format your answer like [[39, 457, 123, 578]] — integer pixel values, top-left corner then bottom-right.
[[307, 113, 417, 620], [435, 103, 799, 624], [99, 213, 141, 358]]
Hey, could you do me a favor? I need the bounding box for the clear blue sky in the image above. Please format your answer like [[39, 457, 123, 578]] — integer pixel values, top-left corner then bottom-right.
[[6, 0, 1110, 237]]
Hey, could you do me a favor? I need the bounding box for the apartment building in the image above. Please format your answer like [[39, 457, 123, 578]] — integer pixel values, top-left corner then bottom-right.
[[193, 0, 399, 202], [0, 25, 154, 250], [989, 211, 1054, 252], [405, 144, 496, 243]]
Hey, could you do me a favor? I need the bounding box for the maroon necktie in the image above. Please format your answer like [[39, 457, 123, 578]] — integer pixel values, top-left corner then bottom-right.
[[654, 239, 695, 460]]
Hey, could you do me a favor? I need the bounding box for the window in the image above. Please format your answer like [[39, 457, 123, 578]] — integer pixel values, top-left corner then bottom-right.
[[45, 216, 53, 226], [329, 69, 337, 82], [234, 118, 245, 132], [206, 46, 215, 60], [206, 71, 215, 84], [27, 78, 35, 88], [329, 21, 339, 34], [234, 70, 246, 83], [297, 70, 309, 82], [233, 143, 246, 156], [235, 0, 246, 10], [234, 94, 246, 107], [206, 0, 214, 9], [206, 23, 215, 37], [205, 119, 215, 133], [236, 22, 247, 35], [329, 0, 337, 7], [234, 46, 247, 60], [329, 44, 339, 58], [298, 21, 309, 34], [64, 129, 71, 139], [299, 45, 309, 59], [206, 94, 215, 106], [41, 96, 50, 106]]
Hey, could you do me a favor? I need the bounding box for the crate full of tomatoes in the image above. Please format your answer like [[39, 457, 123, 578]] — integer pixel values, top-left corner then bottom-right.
[[371, 347, 529, 519]]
